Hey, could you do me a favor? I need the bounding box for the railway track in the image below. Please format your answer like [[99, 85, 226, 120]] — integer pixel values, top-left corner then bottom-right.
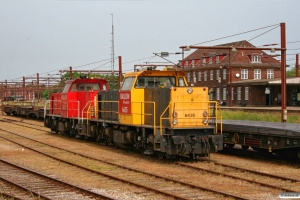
[[1, 117, 299, 199], [0, 158, 113, 200], [0, 178, 38, 200], [0, 121, 247, 200], [176, 162, 299, 193]]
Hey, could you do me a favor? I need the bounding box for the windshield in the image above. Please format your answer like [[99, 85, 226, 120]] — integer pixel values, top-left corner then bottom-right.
[[121, 76, 135, 90], [70, 83, 100, 91], [135, 76, 176, 88]]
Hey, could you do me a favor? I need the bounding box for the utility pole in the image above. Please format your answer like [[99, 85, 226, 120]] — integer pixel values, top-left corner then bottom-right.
[[296, 54, 299, 77], [280, 22, 287, 122]]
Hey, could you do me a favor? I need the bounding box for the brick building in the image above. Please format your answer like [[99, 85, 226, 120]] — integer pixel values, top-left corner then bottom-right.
[[182, 40, 300, 106]]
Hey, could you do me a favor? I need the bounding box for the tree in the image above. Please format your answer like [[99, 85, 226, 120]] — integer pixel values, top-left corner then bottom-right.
[[286, 66, 299, 77], [60, 72, 122, 90]]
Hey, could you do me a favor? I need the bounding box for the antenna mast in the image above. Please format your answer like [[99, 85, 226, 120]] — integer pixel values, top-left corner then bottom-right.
[[110, 13, 114, 75]]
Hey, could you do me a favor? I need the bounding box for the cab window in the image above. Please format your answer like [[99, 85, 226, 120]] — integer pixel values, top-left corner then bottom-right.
[[70, 83, 100, 91], [135, 76, 175, 88], [70, 84, 78, 91], [178, 78, 186, 86], [121, 77, 135, 90], [62, 83, 71, 93]]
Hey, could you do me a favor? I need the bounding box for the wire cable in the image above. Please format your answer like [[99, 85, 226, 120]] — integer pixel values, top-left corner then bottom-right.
[[5, 57, 113, 82], [248, 26, 279, 42], [192, 24, 279, 45]]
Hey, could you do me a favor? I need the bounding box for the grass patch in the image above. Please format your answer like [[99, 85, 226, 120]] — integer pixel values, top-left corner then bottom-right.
[[221, 110, 300, 123]]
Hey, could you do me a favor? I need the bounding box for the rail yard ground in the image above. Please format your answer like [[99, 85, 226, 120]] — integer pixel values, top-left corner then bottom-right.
[[0, 115, 300, 199]]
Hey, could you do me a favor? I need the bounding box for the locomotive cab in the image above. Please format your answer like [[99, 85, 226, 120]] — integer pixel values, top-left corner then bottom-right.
[[45, 77, 109, 135]]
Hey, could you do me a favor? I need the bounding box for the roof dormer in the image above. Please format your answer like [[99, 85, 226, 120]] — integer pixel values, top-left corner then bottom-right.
[[248, 53, 262, 63]]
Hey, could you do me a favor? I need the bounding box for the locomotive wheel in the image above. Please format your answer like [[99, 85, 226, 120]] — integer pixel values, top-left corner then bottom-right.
[[242, 145, 249, 150], [225, 144, 235, 148], [189, 153, 196, 160], [165, 153, 172, 160], [70, 129, 77, 137], [96, 135, 102, 143], [63, 131, 70, 136], [157, 152, 165, 159], [105, 136, 110, 145]]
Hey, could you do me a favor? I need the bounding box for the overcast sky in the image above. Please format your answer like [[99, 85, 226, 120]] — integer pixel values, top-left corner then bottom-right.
[[1, 0, 299, 82]]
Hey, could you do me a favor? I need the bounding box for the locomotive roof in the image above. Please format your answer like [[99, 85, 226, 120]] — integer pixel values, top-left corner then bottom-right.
[[124, 68, 186, 78], [65, 78, 107, 84]]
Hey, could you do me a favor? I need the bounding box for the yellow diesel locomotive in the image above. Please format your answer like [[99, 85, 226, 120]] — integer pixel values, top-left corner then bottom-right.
[[44, 65, 223, 159]]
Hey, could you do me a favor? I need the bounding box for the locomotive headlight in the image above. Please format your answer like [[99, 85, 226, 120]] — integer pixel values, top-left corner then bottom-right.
[[172, 119, 178, 125], [202, 110, 208, 117], [203, 119, 208, 125], [172, 111, 178, 118], [187, 88, 193, 94]]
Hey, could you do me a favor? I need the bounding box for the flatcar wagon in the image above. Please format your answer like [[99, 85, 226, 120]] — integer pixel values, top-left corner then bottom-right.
[[3, 105, 47, 119], [44, 65, 223, 159], [220, 120, 300, 160]]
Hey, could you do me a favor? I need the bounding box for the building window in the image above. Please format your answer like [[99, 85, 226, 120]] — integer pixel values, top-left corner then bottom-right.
[[198, 72, 201, 82], [202, 58, 206, 64], [209, 92, 213, 100], [241, 69, 248, 79], [231, 87, 234, 100], [237, 87, 241, 100], [193, 71, 196, 83], [267, 69, 274, 79], [210, 70, 214, 81], [216, 56, 219, 63], [223, 88, 227, 100], [245, 87, 249, 100], [216, 88, 220, 100], [254, 69, 261, 80], [223, 69, 227, 80], [204, 71, 207, 81], [252, 54, 261, 63], [187, 72, 190, 82], [185, 60, 188, 67], [209, 57, 212, 64], [216, 69, 220, 80]]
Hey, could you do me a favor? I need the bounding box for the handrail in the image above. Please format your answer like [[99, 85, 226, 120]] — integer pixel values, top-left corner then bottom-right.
[[44, 100, 80, 121], [44, 100, 50, 119], [131, 101, 156, 135], [82, 101, 92, 124], [95, 100, 119, 122]]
